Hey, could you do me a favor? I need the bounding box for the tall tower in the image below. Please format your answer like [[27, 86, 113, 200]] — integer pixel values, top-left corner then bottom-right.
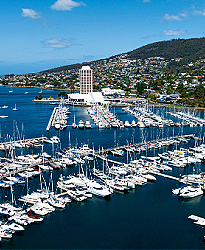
[[79, 66, 93, 94]]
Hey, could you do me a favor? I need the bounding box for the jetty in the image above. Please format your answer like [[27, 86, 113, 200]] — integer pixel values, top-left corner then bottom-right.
[[46, 107, 58, 131], [96, 134, 195, 155], [0, 136, 47, 151], [149, 171, 179, 181]]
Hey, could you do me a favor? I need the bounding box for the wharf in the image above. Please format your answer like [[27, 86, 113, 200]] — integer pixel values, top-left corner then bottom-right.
[[46, 107, 58, 131], [33, 99, 60, 103], [149, 171, 179, 181], [96, 155, 123, 165], [0, 136, 47, 150], [96, 134, 195, 155]]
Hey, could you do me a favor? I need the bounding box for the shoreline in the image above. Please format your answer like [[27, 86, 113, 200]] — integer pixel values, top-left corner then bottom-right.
[[1, 85, 205, 110]]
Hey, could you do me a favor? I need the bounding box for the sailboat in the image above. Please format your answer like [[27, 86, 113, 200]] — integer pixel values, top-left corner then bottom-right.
[[12, 104, 18, 111], [72, 113, 77, 128]]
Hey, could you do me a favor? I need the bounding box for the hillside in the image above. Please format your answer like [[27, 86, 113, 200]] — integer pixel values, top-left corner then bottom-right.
[[42, 37, 205, 73], [127, 38, 205, 61]]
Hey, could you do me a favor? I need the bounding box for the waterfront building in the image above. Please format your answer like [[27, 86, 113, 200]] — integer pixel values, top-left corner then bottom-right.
[[101, 87, 125, 96], [67, 92, 105, 106], [80, 66, 93, 94]]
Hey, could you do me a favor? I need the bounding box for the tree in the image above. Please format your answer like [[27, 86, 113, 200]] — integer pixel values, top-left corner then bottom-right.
[[58, 92, 68, 98], [148, 93, 156, 101]]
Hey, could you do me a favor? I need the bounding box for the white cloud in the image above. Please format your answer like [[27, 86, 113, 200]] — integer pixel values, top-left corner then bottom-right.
[[21, 8, 41, 19], [192, 9, 205, 16], [163, 30, 186, 36], [50, 0, 85, 11], [42, 38, 73, 49], [162, 13, 187, 21]]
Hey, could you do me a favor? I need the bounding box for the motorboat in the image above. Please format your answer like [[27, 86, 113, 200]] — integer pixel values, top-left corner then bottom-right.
[[86, 179, 113, 198], [172, 184, 203, 198], [85, 120, 92, 129], [179, 185, 203, 198], [131, 120, 137, 128], [12, 104, 18, 111], [50, 136, 60, 144], [124, 120, 131, 128], [72, 122, 77, 129], [78, 120, 84, 129]]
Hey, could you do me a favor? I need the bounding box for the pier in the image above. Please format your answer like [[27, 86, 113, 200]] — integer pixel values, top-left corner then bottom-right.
[[96, 134, 195, 155], [149, 171, 180, 181], [46, 107, 58, 131], [0, 136, 47, 151]]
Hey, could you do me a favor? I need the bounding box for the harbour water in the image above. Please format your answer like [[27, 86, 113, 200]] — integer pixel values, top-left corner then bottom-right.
[[1, 86, 205, 249]]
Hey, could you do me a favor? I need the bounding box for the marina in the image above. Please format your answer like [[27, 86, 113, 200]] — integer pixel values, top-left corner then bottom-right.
[[1, 86, 205, 248]]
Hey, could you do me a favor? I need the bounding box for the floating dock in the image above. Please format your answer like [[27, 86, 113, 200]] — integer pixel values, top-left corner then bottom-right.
[[46, 107, 58, 131], [96, 134, 195, 155]]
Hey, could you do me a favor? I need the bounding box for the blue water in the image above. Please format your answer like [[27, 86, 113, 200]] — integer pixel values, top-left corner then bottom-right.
[[0, 86, 205, 249]]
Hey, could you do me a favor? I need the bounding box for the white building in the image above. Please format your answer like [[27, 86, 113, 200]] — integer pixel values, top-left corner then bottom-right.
[[101, 87, 125, 96], [67, 92, 105, 106], [79, 66, 93, 94]]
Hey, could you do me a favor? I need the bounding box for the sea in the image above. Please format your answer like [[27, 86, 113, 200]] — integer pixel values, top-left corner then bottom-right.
[[0, 86, 205, 249]]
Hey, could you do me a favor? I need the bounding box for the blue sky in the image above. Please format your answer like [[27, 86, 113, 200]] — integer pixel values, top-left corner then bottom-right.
[[0, 0, 205, 75]]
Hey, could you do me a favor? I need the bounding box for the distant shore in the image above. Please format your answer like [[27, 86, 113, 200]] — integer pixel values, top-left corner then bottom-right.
[[0, 84, 76, 92]]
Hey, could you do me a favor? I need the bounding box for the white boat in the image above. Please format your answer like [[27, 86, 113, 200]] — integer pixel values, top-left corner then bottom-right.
[[111, 121, 118, 128], [50, 136, 60, 144], [0, 229, 12, 239], [84, 178, 113, 198], [67, 190, 88, 202], [55, 123, 60, 130], [72, 122, 77, 129], [1, 222, 25, 232], [12, 104, 17, 111], [8, 214, 30, 226], [137, 121, 145, 128], [72, 113, 77, 128], [131, 120, 137, 128], [172, 185, 203, 198], [78, 120, 84, 129], [124, 120, 131, 128], [98, 121, 106, 129], [105, 179, 129, 192], [47, 195, 65, 209], [179, 185, 203, 198], [18, 193, 42, 204], [85, 120, 92, 129]]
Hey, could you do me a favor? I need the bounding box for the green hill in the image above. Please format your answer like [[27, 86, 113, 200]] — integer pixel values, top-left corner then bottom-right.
[[42, 37, 205, 73], [127, 37, 205, 61]]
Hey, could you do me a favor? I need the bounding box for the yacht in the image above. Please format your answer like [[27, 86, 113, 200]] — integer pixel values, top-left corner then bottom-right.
[[78, 120, 84, 129], [179, 185, 203, 198], [172, 185, 203, 199], [85, 120, 92, 129], [83, 178, 113, 198], [131, 120, 137, 128], [55, 122, 60, 130], [98, 121, 106, 129], [50, 136, 60, 144], [12, 104, 18, 111], [72, 113, 77, 128], [124, 120, 131, 128], [137, 121, 145, 128]]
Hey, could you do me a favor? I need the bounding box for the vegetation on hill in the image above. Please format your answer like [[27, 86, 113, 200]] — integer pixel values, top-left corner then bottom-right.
[[128, 38, 205, 61], [42, 37, 205, 74]]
